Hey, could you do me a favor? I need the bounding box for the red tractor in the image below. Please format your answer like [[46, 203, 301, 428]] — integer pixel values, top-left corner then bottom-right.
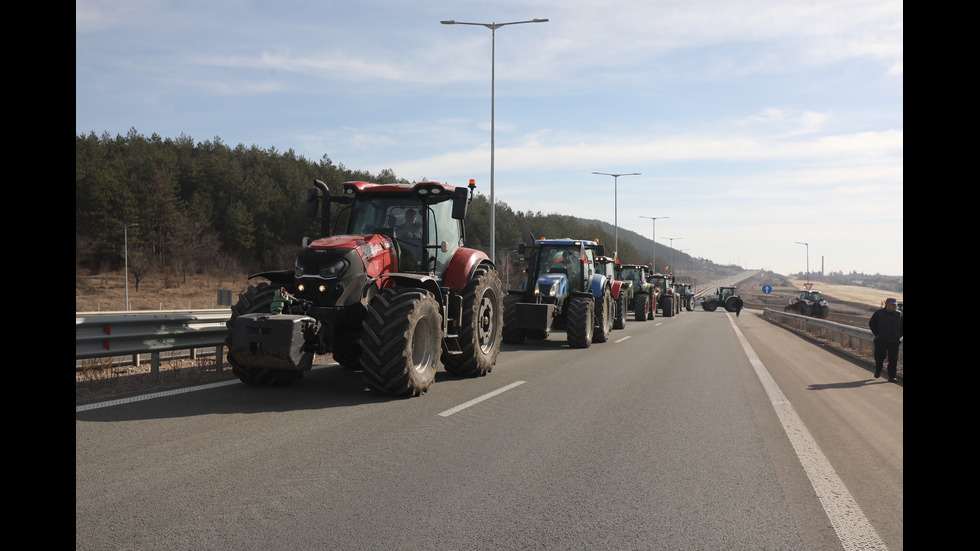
[[226, 179, 503, 397]]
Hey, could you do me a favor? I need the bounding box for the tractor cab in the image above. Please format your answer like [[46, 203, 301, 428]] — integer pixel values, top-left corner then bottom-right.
[[798, 290, 823, 302]]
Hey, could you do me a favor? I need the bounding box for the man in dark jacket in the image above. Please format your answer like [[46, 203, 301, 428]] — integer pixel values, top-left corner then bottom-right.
[[869, 297, 903, 381]]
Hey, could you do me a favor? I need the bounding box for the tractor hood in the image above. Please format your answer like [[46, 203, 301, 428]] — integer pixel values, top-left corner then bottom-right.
[[534, 273, 568, 298], [307, 233, 395, 276]]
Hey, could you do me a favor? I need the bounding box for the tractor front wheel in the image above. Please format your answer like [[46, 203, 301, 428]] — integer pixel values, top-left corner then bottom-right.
[[613, 292, 628, 330], [566, 296, 595, 348], [360, 288, 442, 396], [633, 292, 649, 322]]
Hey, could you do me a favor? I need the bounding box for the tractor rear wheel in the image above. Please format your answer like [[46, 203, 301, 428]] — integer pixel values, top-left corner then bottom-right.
[[662, 296, 674, 317], [703, 299, 718, 312], [226, 281, 306, 386], [360, 288, 441, 396], [443, 266, 503, 377], [566, 296, 594, 348]]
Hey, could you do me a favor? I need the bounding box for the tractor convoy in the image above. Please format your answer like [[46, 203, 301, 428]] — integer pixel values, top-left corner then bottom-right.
[[225, 177, 785, 397]]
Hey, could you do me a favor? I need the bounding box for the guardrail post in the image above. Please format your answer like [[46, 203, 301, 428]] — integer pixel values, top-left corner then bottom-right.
[[150, 352, 160, 382], [214, 345, 224, 372]]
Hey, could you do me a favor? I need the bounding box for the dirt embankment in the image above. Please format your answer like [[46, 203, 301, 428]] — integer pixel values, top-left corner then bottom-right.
[[733, 271, 902, 316]]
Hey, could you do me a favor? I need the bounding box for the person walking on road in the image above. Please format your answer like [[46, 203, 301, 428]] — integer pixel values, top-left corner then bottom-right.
[[733, 295, 744, 317], [869, 297, 903, 381]]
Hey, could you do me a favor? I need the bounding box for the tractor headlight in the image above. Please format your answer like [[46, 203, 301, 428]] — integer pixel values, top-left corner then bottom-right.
[[319, 259, 349, 278]]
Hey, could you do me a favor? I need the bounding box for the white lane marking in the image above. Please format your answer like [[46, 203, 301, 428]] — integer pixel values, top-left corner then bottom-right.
[[76, 379, 242, 413], [439, 381, 526, 417], [727, 314, 888, 551], [614, 335, 632, 343]]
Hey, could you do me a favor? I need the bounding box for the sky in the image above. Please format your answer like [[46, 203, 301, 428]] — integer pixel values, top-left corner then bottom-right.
[[76, 0, 903, 276]]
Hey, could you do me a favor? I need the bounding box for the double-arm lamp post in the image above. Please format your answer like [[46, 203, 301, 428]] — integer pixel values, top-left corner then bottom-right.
[[591, 172, 640, 256], [441, 18, 549, 263], [639, 216, 668, 270]]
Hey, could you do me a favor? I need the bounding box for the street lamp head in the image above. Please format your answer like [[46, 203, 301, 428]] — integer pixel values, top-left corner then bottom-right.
[[440, 20, 455, 24]]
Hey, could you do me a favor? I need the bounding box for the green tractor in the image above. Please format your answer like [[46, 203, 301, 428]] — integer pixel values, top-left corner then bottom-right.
[[615, 264, 657, 321], [595, 256, 629, 329]]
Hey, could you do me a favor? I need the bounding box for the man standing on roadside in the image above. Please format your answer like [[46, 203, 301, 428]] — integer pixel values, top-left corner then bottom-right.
[[869, 297, 903, 381]]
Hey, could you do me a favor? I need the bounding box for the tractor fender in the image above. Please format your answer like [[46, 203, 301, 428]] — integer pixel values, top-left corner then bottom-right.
[[589, 274, 609, 298], [247, 269, 295, 286], [377, 273, 444, 307], [443, 247, 493, 291], [609, 279, 624, 300]]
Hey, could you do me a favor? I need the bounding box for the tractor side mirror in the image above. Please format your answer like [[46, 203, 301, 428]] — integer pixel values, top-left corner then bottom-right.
[[305, 186, 322, 218], [451, 187, 468, 220], [517, 243, 526, 255], [596, 244, 605, 256]]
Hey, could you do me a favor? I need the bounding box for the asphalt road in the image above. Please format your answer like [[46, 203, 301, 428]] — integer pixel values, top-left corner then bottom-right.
[[75, 308, 903, 551]]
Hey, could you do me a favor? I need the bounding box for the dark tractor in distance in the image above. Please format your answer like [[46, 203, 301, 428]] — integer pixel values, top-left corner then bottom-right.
[[594, 255, 629, 329], [225, 179, 504, 397], [785, 289, 830, 319], [615, 264, 657, 322], [701, 285, 739, 312], [503, 238, 614, 348], [675, 282, 695, 311]]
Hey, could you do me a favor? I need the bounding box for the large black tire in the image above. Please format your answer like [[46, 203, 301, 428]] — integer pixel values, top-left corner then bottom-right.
[[442, 266, 503, 377], [633, 292, 649, 322], [647, 294, 656, 320], [662, 296, 674, 317], [816, 304, 829, 319], [685, 297, 693, 311], [724, 297, 738, 312], [593, 286, 614, 343], [703, 299, 718, 312], [226, 281, 306, 386], [360, 288, 442, 396], [502, 294, 528, 344], [566, 296, 594, 348], [613, 292, 628, 330]]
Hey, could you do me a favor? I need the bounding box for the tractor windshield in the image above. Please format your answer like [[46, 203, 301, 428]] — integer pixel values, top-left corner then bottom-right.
[[619, 267, 644, 284], [347, 195, 460, 273]]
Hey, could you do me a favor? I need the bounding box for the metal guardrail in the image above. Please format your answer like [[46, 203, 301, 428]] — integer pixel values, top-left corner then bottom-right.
[[75, 310, 231, 380], [761, 308, 902, 375]]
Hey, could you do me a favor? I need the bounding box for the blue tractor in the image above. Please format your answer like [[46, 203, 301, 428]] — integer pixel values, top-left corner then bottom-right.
[[502, 238, 614, 348]]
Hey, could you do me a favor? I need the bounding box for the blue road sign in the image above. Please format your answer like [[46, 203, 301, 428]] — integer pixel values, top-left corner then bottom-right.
[[762, 285, 772, 294]]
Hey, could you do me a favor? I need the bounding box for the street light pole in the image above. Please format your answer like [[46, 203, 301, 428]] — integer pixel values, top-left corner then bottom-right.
[[592, 172, 640, 256], [124, 223, 138, 310], [442, 18, 548, 263], [639, 216, 668, 271], [795, 241, 809, 284], [663, 237, 682, 273]]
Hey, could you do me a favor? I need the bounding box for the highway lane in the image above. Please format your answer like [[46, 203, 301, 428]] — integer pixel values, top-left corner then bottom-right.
[[76, 308, 901, 550]]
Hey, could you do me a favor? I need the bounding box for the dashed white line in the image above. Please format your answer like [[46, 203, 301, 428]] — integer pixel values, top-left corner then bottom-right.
[[614, 335, 632, 343], [438, 381, 526, 417]]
